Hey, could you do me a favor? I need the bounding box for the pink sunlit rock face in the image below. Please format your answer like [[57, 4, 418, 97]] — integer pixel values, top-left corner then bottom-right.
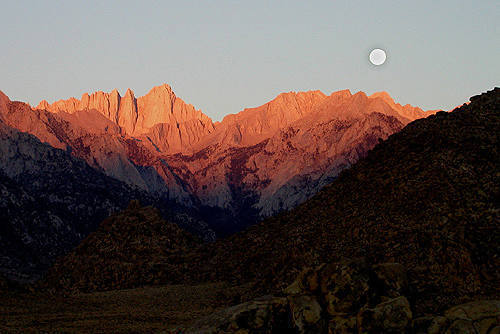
[[36, 84, 215, 154]]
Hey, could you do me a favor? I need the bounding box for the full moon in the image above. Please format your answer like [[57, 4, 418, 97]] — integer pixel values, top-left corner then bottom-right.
[[369, 49, 387, 66]]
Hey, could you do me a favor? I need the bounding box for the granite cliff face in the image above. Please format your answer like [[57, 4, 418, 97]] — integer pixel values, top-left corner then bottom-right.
[[2, 91, 195, 203], [3, 84, 436, 235], [37, 84, 215, 153]]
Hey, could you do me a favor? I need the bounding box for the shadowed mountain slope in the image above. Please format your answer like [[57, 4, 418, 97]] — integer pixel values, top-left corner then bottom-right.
[[0, 120, 212, 282], [0, 121, 151, 282]]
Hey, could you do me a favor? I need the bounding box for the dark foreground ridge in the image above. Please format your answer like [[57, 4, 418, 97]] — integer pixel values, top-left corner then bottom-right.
[[42, 201, 201, 292], [42, 88, 499, 320]]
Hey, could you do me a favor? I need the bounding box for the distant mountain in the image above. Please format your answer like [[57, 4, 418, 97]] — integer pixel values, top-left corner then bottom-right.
[[1, 90, 197, 204], [1, 85, 436, 234], [42, 88, 498, 315]]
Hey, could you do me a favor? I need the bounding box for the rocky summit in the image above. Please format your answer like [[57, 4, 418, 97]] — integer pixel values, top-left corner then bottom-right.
[[36, 84, 215, 153]]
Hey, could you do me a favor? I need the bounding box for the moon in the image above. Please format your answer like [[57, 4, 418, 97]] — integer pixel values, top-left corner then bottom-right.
[[369, 49, 387, 66]]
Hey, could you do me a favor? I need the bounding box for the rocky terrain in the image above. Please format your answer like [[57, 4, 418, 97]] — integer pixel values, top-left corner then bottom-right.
[[0, 122, 150, 282], [0, 90, 197, 204], [0, 83, 437, 283], [36, 84, 215, 153], [3, 262, 499, 333], [42, 201, 202, 292], [1, 87, 497, 332], [167, 89, 424, 233], [41, 87, 499, 324], [183, 259, 500, 333]]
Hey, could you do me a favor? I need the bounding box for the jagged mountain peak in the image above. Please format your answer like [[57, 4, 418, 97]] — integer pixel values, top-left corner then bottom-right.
[[31, 86, 433, 154], [33, 84, 215, 153], [369, 91, 394, 102], [124, 88, 135, 98], [146, 82, 173, 94], [274, 89, 327, 100], [1, 86, 439, 233], [0, 90, 11, 103], [0, 90, 10, 114]]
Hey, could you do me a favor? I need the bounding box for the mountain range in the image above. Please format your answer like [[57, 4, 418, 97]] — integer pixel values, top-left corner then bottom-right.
[[0, 84, 436, 236], [0, 84, 440, 281]]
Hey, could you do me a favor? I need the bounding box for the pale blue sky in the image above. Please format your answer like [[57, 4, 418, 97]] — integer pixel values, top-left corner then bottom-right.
[[1, 1, 498, 121]]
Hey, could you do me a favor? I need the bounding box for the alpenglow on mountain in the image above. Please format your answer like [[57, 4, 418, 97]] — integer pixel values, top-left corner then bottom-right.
[[1, 84, 437, 234]]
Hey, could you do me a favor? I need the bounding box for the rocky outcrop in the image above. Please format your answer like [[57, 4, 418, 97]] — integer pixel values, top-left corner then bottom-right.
[[413, 301, 500, 334], [282, 259, 413, 333], [184, 259, 499, 333], [41, 202, 202, 292]]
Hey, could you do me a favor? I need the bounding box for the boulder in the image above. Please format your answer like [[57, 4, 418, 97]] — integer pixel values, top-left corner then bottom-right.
[[288, 294, 325, 333], [372, 263, 409, 299], [412, 300, 500, 334], [318, 259, 372, 315], [359, 296, 412, 333], [185, 295, 290, 334]]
